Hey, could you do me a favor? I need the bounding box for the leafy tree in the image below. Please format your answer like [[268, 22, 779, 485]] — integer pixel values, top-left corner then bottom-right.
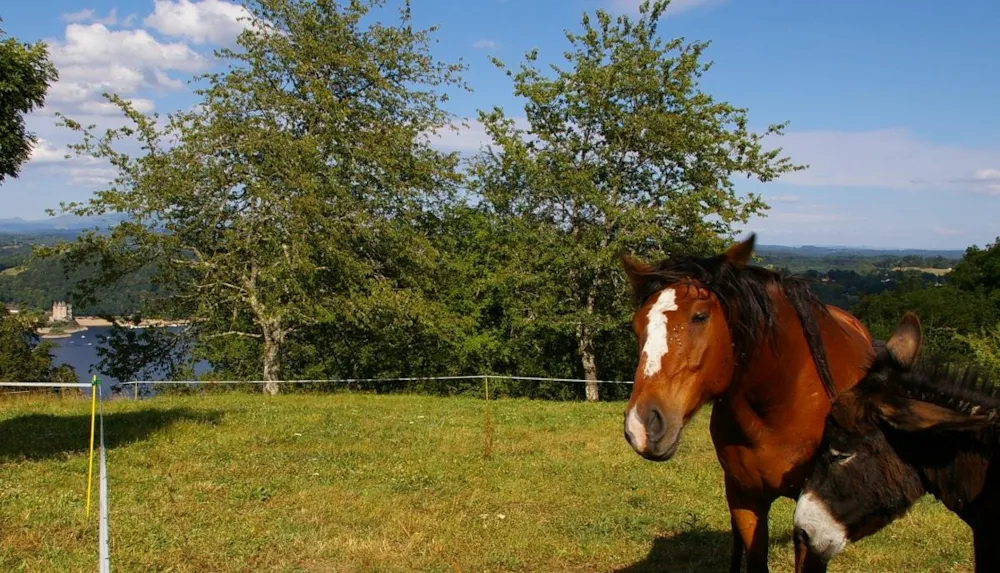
[[0, 251, 160, 316], [855, 238, 1000, 367], [954, 323, 1000, 377], [51, 0, 465, 394], [468, 0, 802, 399], [0, 307, 76, 384], [0, 19, 58, 184], [949, 238, 1000, 292], [94, 319, 195, 395]]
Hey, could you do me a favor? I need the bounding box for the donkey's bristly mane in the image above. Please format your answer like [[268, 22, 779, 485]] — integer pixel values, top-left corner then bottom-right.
[[633, 252, 837, 397], [865, 353, 1000, 420]]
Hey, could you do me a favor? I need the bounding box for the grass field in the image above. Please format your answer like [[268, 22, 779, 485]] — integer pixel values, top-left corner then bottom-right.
[[891, 266, 952, 276], [0, 392, 974, 572]]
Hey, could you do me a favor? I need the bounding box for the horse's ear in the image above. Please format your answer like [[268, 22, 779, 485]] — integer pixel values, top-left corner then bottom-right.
[[723, 233, 756, 268], [876, 398, 989, 433], [621, 254, 656, 304], [885, 312, 922, 368]]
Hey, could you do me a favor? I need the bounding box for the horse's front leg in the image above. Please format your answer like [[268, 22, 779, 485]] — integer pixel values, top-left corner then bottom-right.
[[729, 515, 745, 573], [727, 482, 773, 573]]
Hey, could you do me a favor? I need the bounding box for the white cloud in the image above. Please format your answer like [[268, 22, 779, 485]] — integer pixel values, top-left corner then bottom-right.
[[764, 209, 867, 224], [44, 23, 208, 115], [428, 117, 531, 153], [52, 23, 206, 72], [607, 0, 726, 16], [768, 194, 800, 203], [430, 120, 492, 152], [962, 168, 1000, 196], [29, 139, 68, 164], [78, 98, 157, 115], [931, 226, 963, 237], [62, 9, 96, 23], [749, 204, 874, 246], [66, 166, 117, 187], [62, 8, 118, 26], [472, 39, 498, 50], [773, 213, 866, 223], [22, 112, 138, 189], [433, 121, 1000, 199], [772, 128, 1000, 197], [144, 0, 253, 46]]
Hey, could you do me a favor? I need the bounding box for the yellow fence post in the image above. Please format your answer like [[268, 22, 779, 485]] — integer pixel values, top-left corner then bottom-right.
[[85, 375, 98, 517]]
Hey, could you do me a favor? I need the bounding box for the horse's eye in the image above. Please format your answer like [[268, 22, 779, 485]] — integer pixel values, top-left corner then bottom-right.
[[691, 312, 709, 324], [829, 448, 855, 464]]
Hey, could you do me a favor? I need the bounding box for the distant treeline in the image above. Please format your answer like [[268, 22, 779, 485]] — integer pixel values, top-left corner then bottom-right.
[[756, 247, 959, 313], [0, 234, 163, 316], [0, 235, 960, 319], [757, 248, 958, 275]]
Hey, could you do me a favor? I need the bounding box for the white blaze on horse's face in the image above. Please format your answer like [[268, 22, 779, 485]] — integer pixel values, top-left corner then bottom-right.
[[641, 288, 678, 378], [625, 287, 680, 457], [793, 491, 849, 562]]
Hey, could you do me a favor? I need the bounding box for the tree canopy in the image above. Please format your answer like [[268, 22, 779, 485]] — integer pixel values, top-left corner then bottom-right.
[[854, 237, 1000, 365], [30, 0, 932, 398], [467, 0, 802, 399], [52, 0, 465, 394], [0, 19, 58, 184], [0, 307, 75, 384]]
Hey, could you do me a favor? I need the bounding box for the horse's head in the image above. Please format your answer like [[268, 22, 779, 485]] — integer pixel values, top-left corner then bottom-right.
[[620, 235, 755, 461]]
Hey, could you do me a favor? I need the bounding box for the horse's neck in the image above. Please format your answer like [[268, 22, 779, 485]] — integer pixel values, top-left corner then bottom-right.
[[725, 299, 859, 430], [742, 308, 825, 399]]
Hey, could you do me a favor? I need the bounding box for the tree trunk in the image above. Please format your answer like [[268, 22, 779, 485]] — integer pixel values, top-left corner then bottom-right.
[[577, 288, 599, 402], [579, 326, 599, 402], [261, 323, 284, 396]]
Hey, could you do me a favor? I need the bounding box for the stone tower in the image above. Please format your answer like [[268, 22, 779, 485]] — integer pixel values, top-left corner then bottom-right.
[[51, 301, 73, 323]]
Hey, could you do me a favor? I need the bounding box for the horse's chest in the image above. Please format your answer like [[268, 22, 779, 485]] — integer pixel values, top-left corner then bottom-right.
[[710, 402, 818, 495], [712, 441, 805, 493]]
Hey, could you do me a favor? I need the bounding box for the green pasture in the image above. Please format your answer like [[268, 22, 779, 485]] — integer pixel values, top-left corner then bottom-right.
[[0, 393, 973, 572]]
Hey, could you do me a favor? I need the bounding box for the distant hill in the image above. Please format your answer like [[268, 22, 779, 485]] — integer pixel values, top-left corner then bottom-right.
[[756, 244, 965, 259], [0, 214, 127, 234], [0, 218, 971, 259]]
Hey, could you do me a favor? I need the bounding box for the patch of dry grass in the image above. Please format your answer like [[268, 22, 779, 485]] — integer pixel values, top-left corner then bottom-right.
[[0, 392, 974, 572]]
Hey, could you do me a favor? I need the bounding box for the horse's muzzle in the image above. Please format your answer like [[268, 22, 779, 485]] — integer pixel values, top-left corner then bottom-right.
[[624, 405, 682, 461]]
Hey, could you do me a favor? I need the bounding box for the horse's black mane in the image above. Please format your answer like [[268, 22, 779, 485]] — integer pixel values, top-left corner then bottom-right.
[[865, 352, 1000, 420], [634, 252, 838, 396]]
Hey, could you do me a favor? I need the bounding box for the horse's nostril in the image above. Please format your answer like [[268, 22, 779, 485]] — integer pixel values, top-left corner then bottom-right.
[[646, 407, 665, 442]]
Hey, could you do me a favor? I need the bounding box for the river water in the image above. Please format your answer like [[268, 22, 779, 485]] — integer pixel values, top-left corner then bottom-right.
[[47, 326, 204, 394]]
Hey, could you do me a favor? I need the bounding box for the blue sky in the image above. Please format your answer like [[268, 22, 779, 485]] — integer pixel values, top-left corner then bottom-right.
[[2, 0, 999, 249]]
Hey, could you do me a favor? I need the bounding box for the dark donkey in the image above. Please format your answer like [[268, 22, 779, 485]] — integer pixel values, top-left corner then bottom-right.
[[622, 234, 875, 573], [793, 312, 998, 572]]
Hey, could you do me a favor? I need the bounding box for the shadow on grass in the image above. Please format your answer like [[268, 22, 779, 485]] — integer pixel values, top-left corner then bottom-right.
[[614, 529, 794, 573], [0, 408, 223, 462]]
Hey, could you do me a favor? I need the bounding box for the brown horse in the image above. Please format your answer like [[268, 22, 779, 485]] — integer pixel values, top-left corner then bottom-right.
[[621, 234, 874, 573]]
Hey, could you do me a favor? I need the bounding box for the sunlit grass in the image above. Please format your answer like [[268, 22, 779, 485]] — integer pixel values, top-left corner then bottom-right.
[[0, 392, 974, 572]]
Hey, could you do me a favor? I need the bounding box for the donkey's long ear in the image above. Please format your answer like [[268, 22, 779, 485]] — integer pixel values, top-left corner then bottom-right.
[[722, 233, 756, 268], [621, 254, 658, 305], [885, 312, 922, 369], [876, 398, 989, 433]]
